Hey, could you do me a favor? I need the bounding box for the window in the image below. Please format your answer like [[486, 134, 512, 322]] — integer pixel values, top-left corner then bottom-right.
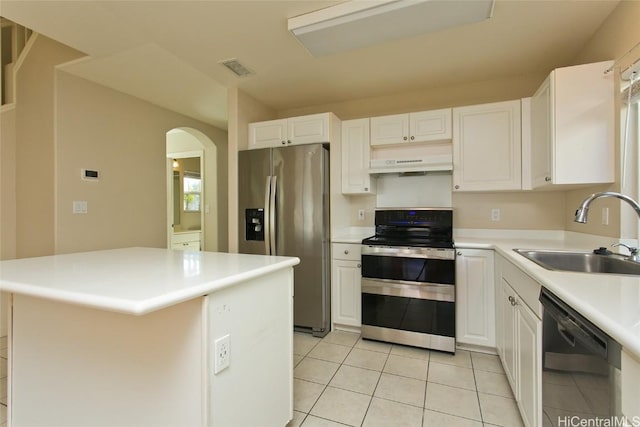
[[183, 172, 201, 212]]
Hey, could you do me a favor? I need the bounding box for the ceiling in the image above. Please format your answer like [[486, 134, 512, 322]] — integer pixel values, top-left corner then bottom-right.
[[1, 1, 620, 130]]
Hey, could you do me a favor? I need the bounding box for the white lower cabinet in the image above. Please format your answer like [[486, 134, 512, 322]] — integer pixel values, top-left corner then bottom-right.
[[331, 243, 361, 330], [622, 350, 640, 419], [496, 255, 542, 427], [171, 231, 201, 251], [455, 249, 495, 348]]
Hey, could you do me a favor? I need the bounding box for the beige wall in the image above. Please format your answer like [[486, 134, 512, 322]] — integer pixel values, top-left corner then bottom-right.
[[1, 106, 17, 260], [4, 33, 230, 258], [55, 71, 228, 254], [15, 35, 83, 258], [279, 73, 547, 121]]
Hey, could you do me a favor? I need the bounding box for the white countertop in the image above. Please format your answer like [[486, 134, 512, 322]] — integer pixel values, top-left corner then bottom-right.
[[0, 247, 300, 316], [455, 232, 640, 359]]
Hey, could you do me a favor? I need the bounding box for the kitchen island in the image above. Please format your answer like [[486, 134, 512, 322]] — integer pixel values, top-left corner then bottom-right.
[[0, 247, 299, 427]]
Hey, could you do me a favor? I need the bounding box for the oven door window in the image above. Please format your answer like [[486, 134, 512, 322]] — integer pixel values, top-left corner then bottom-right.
[[361, 293, 455, 337], [361, 255, 454, 285]]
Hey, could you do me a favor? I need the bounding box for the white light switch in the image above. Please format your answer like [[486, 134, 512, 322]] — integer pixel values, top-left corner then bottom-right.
[[73, 201, 88, 214], [491, 208, 500, 222]]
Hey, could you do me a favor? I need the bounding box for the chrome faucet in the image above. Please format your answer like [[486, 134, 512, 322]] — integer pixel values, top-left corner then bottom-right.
[[574, 191, 640, 223], [574, 191, 640, 262]]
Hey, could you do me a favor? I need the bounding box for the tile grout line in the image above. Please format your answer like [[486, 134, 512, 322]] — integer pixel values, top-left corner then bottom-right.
[[358, 344, 391, 427]]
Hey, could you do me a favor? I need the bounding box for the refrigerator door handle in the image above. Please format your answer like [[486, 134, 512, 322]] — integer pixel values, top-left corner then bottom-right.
[[264, 176, 272, 255], [270, 175, 277, 255]]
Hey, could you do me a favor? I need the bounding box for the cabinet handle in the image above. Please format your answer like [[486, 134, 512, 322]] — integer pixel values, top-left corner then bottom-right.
[[344, 250, 349, 255], [364, 187, 368, 191], [410, 136, 415, 140], [287, 140, 292, 144], [357, 263, 361, 268], [454, 185, 460, 190], [457, 251, 462, 256], [545, 176, 551, 182], [508, 296, 518, 306], [403, 136, 408, 141], [281, 140, 286, 145]]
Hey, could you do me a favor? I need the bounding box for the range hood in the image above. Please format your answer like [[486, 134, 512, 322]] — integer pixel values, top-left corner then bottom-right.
[[369, 155, 453, 174]]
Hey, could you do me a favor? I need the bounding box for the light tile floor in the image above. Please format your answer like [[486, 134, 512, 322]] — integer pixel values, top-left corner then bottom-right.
[[289, 330, 524, 427]]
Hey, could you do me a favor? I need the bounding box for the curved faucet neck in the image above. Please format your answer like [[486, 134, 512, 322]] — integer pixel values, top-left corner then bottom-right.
[[574, 191, 640, 223]]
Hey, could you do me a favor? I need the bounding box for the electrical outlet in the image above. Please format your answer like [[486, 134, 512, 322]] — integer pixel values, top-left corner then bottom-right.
[[358, 209, 365, 221], [214, 334, 230, 374], [491, 208, 500, 222]]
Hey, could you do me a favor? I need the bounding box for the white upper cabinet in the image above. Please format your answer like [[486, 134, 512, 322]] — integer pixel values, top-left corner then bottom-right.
[[248, 113, 332, 149], [341, 118, 376, 195], [287, 113, 331, 145], [530, 61, 614, 188], [453, 100, 522, 191], [370, 108, 452, 146], [248, 119, 288, 150]]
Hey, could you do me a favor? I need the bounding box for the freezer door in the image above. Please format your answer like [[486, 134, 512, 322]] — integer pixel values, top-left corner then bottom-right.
[[273, 144, 330, 335], [238, 149, 272, 255]]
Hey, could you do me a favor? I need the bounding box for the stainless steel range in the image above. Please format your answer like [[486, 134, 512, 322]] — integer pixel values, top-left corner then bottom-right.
[[361, 208, 456, 353]]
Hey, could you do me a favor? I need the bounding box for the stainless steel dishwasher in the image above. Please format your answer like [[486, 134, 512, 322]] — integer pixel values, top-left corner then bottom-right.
[[539, 289, 622, 426]]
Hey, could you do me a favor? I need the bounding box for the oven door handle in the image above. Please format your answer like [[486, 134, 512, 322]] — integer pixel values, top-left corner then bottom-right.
[[361, 278, 455, 303], [361, 245, 455, 260]]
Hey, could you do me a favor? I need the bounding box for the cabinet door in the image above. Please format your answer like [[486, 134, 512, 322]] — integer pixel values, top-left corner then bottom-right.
[[530, 76, 553, 187], [249, 119, 288, 149], [287, 113, 330, 145], [370, 114, 409, 146], [453, 100, 522, 191], [501, 279, 518, 394], [342, 119, 375, 194], [331, 260, 361, 328], [409, 109, 452, 143], [455, 249, 495, 348], [517, 300, 541, 427]]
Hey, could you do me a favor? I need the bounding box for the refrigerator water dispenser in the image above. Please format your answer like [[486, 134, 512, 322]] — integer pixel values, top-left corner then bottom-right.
[[245, 208, 264, 241]]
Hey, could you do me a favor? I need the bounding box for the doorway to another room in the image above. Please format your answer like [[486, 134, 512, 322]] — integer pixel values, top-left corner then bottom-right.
[[166, 128, 218, 252]]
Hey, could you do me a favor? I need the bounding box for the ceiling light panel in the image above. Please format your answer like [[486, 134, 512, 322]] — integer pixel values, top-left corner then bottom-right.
[[288, 0, 495, 57]]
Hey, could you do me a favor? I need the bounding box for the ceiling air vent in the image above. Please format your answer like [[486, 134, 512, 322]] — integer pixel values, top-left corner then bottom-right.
[[218, 58, 254, 77]]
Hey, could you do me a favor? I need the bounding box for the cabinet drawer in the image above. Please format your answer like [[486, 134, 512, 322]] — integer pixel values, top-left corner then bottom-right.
[[332, 243, 361, 261], [172, 232, 201, 244], [501, 258, 542, 319]]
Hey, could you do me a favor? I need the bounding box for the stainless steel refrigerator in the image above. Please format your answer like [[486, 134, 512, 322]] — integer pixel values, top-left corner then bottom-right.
[[238, 144, 330, 337]]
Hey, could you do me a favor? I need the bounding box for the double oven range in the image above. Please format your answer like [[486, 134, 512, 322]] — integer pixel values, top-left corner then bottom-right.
[[361, 209, 456, 353]]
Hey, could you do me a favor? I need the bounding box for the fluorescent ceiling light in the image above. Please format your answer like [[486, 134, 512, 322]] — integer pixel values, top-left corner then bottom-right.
[[288, 0, 495, 57]]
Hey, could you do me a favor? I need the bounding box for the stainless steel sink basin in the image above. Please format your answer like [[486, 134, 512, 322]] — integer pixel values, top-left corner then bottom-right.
[[513, 249, 640, 275]]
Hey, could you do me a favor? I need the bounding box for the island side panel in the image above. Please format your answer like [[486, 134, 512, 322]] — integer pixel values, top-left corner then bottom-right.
[[206, 267, 294, 426], [10, 294, 204, 427]]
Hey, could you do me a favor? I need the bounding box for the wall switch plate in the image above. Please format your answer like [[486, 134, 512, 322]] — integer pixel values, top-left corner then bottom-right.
[[73, 201, 88, 214], [602, 207, 609, 225], [358, 209, 365, 221], [491, 208, 500, 222], [214, 334, 230, 374]]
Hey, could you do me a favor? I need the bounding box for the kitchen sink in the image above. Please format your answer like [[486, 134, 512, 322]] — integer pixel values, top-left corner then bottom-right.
[[513, 249, 640, 275]]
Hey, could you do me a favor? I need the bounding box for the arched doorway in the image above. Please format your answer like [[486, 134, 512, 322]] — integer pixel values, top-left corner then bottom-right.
[[166, 127, 218, 251]]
